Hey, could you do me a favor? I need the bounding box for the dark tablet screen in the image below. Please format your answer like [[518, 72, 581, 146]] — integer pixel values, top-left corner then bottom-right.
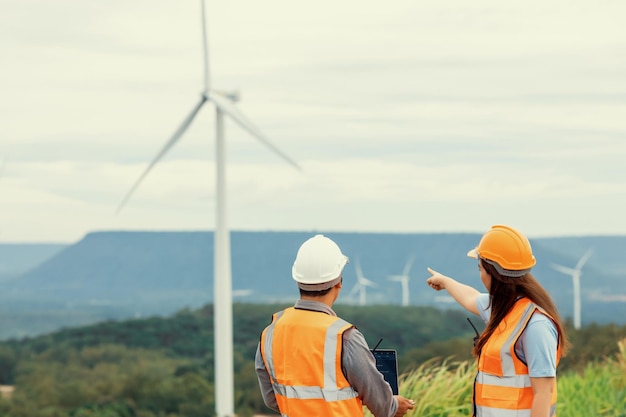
[[371, 349, 399, 394]]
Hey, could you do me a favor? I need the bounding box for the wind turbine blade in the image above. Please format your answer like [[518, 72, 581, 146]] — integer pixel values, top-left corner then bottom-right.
[[361, 277, 377, 287], [200, 0, 210, 92], [116, 96, 208, 213], [388, 275, 403, 282], [354, 257, 364, 280], [550, 263, 576, 276], [348, 282, 360, 298], [402, 254, 416, 276], [575, 249, 593, 271], [207, 91, 301, 171]]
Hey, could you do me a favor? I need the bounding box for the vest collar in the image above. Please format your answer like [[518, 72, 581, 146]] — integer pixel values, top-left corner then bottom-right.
[[294, 299, 337, 316]]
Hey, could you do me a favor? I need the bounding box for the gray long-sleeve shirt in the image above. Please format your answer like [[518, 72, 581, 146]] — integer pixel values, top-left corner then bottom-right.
[[255, 299, 398, 417]]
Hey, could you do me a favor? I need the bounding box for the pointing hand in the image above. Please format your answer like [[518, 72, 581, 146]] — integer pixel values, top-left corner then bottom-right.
[[426, 267, 448, 291]]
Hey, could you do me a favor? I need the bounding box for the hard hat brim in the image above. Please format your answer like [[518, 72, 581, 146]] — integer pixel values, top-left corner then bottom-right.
[[467, 248, 479, 259]]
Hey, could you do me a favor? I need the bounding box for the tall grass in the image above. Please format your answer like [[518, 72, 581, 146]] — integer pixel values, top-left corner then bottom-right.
[[558, 338, 626, 417], [366, 339, 626, 417]]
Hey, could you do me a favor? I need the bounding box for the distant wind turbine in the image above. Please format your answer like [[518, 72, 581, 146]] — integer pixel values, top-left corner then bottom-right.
[[388, 254, 416, 307], [232, 289, 253, 298], [550, 249, 592, 330], [115, 2, 300, 416], [349, 258, 377, 306]]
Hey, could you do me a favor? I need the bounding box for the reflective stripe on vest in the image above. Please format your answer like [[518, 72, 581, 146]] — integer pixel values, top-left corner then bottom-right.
[[260, 307, 362, 417], [474, 404, 557, 417], [474, 298, 561, 417]]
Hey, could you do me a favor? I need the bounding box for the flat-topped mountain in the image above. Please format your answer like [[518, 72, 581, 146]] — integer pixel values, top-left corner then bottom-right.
[[0, 230, 624, 339]]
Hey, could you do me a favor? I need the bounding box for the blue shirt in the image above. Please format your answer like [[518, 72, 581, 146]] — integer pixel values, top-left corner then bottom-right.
[[476, 293, 558, 377]]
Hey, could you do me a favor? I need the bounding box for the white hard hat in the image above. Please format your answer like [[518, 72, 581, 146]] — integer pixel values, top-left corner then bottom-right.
[[292, 234, 349, 286]]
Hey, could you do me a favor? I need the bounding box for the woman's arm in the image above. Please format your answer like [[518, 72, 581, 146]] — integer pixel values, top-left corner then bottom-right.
[[426, 267, 481, 315], [530, 377, 555, 417]]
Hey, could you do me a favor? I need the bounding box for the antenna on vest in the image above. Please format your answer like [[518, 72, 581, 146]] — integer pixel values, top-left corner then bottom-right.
[[467, 317, 480, 346], [372, 338, 383, 352]]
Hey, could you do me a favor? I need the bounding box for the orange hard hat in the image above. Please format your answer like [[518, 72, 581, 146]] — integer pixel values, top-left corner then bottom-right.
[[467, 225, 536, 277]]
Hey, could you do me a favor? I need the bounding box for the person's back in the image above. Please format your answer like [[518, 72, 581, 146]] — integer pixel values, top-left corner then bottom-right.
[[255, 234, 415, 417], [260, 307, 362, 416]]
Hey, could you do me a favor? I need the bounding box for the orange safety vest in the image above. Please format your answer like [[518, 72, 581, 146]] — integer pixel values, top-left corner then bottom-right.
[[260, 307, 364, 417], [474, 298, 562, 417]]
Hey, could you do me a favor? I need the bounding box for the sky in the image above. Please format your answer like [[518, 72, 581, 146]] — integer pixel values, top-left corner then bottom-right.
[[1, 0, 625, 243]]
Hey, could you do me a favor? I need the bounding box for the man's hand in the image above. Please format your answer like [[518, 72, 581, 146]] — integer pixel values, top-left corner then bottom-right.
[[394, 395, 415, 416]]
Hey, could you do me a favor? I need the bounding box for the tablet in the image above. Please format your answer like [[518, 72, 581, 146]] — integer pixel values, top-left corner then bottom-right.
[[370, 349, 399, 394]]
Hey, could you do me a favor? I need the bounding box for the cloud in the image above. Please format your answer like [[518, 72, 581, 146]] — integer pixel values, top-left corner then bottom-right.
[[1, 0, 625, 241]]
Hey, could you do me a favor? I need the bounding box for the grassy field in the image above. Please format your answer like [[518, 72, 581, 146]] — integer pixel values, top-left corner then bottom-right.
[[366, 338, 626, 417]]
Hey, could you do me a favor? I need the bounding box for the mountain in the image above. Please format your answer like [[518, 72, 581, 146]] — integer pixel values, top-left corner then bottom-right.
[[0, 230, 625, 340], [0, 243, 66, 281]]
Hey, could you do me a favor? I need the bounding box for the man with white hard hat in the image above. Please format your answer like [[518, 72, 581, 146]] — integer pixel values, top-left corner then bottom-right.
[[255, 234, 415, 417]]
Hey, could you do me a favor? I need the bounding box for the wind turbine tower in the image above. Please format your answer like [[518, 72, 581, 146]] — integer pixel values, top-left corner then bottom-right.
[[116, 2, 300, 416], [550, 249, 592, 330], [388, 255, 416, 307], [349, 258, 377, 305]]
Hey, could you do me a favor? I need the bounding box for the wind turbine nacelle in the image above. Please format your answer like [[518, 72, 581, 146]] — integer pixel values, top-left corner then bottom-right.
[[215, 90, 240, 103], [388, 275, 406, 282]]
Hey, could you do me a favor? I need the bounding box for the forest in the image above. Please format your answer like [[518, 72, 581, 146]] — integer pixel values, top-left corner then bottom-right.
[[0, 303, 624, 416]]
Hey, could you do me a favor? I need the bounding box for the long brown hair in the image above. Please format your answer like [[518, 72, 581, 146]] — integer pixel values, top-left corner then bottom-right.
[[473, 260, 571, 357]]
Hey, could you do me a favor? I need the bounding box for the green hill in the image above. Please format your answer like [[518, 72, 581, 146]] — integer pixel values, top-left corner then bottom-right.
[[0, 303, 624, 416]]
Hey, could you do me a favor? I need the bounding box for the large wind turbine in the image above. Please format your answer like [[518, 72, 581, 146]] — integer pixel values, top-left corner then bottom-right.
[[387, 254, 416, 306], [550, 249, 592, 330], [349, 258, 377, 305], [116, 2, 300, 416]]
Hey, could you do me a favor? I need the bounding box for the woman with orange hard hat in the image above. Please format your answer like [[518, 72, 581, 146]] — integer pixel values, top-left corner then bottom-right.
[[426, 224, 570, 417]]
